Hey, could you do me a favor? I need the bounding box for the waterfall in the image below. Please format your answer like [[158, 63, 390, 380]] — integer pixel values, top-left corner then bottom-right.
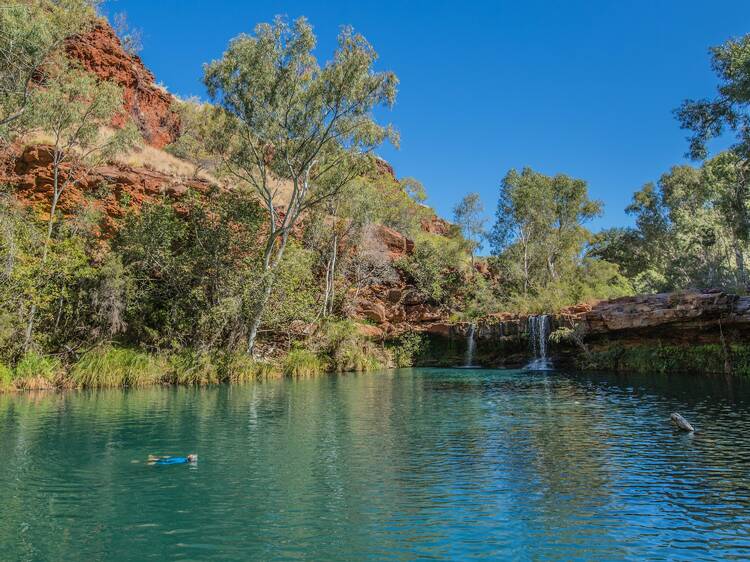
[[524, 314, 552, 370], [463, 324, 477, 367]]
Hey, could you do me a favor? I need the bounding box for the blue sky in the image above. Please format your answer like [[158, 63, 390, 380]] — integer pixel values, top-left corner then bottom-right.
[[110, 0, 750, 234]]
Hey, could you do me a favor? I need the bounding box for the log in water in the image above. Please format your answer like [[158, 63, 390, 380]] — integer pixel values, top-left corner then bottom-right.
[[671, 412, 695, 432]]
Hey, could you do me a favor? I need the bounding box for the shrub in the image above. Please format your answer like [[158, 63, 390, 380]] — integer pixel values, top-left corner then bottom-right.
[[314, 319, 383, 372], [14, 352, 62, 390], [335, 341, 382, 372], [71, 347, 167, 388], [282, 347, 327, 378], [390, 332, 424, 368], [395, 233, 466, 305]]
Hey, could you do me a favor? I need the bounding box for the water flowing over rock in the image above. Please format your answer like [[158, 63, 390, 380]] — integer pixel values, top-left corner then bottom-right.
[[524, 315, 552, 370], [463, 324, 477, 367]]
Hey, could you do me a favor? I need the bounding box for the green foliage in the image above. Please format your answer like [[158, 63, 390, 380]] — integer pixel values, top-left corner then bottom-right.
[[458, 273, 502, 320], [257, 241, 318, 331], [71, 347, 167, 389], [397, 233, 466, 305], [114, 192, 264, 350], [222, 353, 281, 383], [452, 192, 486, 261], [168, 351, 221, 386], [390, 332, 424, 368], [346, 173, 432, 239], [282, 347, 327, 378], [487, 167, 629, 312], [675, 33, 750, 160], [333, 341, 381, 372], [0, 362, 13, 391], [165, 97, 219, 176], [0, 0, 96, 135], [28, 66, 138, 162], [309, 319, 382, 372], [582, 344, 750, 377], [596, 153, 750, 293], [203, 16, 399, 351]]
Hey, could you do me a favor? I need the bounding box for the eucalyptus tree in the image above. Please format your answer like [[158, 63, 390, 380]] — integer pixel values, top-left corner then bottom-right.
[[676, 33, 750, 284], [0, 0, 96, 133], [452, 192, 486, 266], [23, 66, 139, 348], [203, 17, 398, 353], [490, 168, 601, 294], [609, 155, 750, 292]]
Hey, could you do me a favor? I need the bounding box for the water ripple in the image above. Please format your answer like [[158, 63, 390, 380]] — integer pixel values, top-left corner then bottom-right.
[[2, 369, 750, 560]]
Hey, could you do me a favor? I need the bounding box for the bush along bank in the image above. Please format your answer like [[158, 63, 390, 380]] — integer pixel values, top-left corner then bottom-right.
[[577, 344, 750, 376], [0, 321, 428, 392]]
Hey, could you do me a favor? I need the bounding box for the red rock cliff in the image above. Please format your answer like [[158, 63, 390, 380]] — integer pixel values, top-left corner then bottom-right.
[[65, 21, 179, 148]]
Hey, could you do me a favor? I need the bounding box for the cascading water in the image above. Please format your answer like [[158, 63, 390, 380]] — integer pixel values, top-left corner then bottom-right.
[[524, 314, 553, 370], [463, 324, 477, 368]]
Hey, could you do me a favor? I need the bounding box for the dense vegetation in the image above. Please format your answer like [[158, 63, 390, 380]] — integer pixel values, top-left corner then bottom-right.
[[1, 1, 749, 388]]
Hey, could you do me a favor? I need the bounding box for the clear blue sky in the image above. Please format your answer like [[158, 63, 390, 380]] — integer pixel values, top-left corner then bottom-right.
[[109, 0, 750, 235]]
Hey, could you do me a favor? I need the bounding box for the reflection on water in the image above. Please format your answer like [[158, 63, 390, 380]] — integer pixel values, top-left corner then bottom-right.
[[1, 368, 750, 560]]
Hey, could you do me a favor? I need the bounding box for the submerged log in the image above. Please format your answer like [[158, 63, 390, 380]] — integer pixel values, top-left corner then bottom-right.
[[671, 412, 695, 433]]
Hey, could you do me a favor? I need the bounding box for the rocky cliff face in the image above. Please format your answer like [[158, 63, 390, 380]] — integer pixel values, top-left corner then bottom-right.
[[5, 144, 213, 233], [577, 289, 750, 345], [65, 21, 179, 148]]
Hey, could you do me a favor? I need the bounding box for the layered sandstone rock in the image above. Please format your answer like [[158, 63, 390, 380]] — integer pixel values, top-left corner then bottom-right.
[[579, 290, 750, 334], [420, 215, 452, 236], [6, 144, 212, 232]]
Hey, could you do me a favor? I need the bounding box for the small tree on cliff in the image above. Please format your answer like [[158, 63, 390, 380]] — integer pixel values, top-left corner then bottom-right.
[[203, 17, 398, 354], [0, 0, 96, 134], [23, 65, 139, 348]]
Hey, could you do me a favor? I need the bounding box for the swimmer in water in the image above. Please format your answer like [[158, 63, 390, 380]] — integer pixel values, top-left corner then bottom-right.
[[147, 454, 197, 466]]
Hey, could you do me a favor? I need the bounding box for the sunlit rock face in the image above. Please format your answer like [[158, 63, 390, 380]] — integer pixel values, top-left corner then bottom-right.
[[65, 21, 180, 148], [3, 145, 214, 233]]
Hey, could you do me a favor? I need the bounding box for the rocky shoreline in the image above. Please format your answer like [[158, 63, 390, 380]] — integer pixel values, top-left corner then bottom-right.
[[413, 290, 750, 375]]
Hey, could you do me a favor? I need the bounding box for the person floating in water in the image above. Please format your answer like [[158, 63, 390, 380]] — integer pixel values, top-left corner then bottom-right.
[[147, 454, 198, 465]]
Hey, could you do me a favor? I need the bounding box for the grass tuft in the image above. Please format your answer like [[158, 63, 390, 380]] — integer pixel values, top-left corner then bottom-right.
[[222, 352, 281, 383], [0, 362, 13, 391], [168, 351, 221, 386], [14, 352, 62, 390], [71, 347, 167, 388], [282, 347, 327, 378]]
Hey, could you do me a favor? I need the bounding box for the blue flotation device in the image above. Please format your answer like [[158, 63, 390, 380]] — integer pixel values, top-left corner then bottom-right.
[[154, 456, 189, 465]]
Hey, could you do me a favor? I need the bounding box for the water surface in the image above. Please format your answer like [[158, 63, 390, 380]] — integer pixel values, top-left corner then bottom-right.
[[1, 368, 750, 560]]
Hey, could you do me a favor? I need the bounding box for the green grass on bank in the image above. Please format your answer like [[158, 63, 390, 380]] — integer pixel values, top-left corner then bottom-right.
[[13, 352, 63, 390], [71, 347, 168, 388], [0, 332, 395, 392], [282, 348, 328, 378]]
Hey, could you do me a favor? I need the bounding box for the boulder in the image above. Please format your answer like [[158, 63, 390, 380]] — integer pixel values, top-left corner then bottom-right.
[[358, 301, 388, 324], [371, 224, 414, 258]]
